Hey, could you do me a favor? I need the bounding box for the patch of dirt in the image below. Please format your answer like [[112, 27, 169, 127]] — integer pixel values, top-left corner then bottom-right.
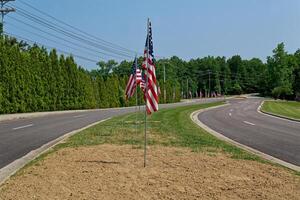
[[0, 144, 299, 200]]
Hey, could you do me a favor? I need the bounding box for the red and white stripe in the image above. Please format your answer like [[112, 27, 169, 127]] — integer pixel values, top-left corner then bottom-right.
[[136, 68, 142, 84], [142, 50, 159, 114], [125, 68, 142, 100]]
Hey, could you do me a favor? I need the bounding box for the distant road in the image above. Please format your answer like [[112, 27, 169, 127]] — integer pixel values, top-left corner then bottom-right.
[[198, 98, 300, 166], [0, 98, 224, 169]]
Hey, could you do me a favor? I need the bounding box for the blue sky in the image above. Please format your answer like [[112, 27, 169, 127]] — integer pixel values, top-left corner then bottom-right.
[[5, 0, 300, 69]]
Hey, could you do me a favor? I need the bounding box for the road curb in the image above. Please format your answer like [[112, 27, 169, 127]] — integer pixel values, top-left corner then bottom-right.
[[0, 118, 111, 186], [0, 106, 136, 122], [257, 101, 300, 123], [190, 105, 300, 172]]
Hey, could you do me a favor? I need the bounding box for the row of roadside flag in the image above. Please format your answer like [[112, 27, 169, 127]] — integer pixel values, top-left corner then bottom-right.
[[125, 20, 159, 115]]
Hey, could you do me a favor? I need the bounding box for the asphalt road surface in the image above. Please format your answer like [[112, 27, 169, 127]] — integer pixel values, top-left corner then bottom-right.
[[198, 97, 300, 166], [0, 98, 224, 169]]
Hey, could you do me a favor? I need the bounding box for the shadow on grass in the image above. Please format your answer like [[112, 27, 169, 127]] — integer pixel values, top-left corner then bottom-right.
[[75, 160, 120, 165]]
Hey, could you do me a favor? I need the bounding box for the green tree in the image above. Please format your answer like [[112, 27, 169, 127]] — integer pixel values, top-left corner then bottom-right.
[[267, 43, 294, 98]]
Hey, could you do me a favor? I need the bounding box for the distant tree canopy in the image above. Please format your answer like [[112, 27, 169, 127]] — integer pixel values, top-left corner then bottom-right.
[[0, 36, 299, 114]]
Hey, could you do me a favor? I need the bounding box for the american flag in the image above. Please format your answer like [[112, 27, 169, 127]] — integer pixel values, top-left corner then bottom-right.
[[140, 76, 146, 92], [142, 21, 159, 114], [125, 57, 142, 100]]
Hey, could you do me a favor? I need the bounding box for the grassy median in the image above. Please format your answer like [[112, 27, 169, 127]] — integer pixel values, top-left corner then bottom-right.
[[51, 101, 261, 161], [262, 100, 300, 120]]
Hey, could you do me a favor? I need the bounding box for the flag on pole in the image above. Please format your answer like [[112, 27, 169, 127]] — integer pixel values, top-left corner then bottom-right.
[[142, 21, 159, 114], [157, 85, 161, 96], [140, 76, 146, 92], [140, 77, 161, 98], [125, 57, 142, 100]]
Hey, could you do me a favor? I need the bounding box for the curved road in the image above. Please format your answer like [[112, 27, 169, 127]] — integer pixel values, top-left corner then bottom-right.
[[198, 97, 300, 166], [0, 98, 224, 170]]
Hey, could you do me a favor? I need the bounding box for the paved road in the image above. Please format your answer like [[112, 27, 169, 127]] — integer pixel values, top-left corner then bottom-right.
[[198, 98, 300, 166], [0, 98, 224, 169]]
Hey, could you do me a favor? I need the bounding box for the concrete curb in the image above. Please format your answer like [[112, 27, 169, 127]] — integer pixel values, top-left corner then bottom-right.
[[190, 105, 300, 172], [0, 110, 89, 122], [0, 106, 135, 122], [0, 118, 111, 186], [257, 101, 300, 123]]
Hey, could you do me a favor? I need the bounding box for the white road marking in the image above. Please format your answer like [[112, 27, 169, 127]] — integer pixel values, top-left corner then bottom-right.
[[243, 121, 255, 126], [73, 114, 86, 118], [13, 124, 34, 130], [229, 113, 232, 116]]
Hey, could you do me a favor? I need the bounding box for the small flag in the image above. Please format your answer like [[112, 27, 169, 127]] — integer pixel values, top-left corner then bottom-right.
[[125, 57, 141, 100], [140, 76, 146, 92], [157, 85, 161, 96]]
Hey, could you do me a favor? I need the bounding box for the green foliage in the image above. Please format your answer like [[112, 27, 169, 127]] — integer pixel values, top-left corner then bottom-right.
[[0, 37, 118, 113], [267, 43, 294, 99], [231, 83, 242, 95], [1, 35, 300, 114], [272, 86, 292, 99]]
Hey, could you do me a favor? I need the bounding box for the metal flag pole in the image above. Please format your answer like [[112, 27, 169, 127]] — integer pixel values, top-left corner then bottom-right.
[[135, 55, 138, 138], [144, 18, 150, 167], [163, 63, 166, 103]]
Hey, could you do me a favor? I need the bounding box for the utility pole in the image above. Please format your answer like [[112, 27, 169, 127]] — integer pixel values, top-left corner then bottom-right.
[[186, 78, 188, 99], [173, 86, 175, 101], [208, 70, 211, 98], [181, 80, 184, 98], [0, 0, 15, 36]]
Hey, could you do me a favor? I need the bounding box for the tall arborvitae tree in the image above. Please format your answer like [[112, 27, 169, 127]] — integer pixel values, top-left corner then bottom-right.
[[227, 55, 243, 94], [219, 57, 231, 95], [267, 43, 294, 99], [97, 76, 109, 108]]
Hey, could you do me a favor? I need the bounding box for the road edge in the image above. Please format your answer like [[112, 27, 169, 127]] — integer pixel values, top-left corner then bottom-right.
[[0, 118, 111, 186], [257, 101, 300, 123], [0, 97, 232, 123], [190, 105, 300, 172], [0, 106, 134, 122]]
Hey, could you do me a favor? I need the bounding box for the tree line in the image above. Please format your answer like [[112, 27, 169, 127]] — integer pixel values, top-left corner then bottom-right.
[[0, 36, 299, 114]]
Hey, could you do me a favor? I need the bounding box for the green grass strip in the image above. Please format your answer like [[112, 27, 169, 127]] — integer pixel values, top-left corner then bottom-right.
[[56, 102, 262, 161], [262, 100, 300, 120]]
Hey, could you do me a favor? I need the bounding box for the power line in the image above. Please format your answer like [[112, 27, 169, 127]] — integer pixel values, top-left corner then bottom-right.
[[8, 1, 168, 60], [195, 69, 262, 81], [4, 32, 99, 63], [17, 0, 139, 56], [6, 17, 127, 60], [6, 22, 105, 60], [13, 6, 134, 58], [11, 3, 131, 56]]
